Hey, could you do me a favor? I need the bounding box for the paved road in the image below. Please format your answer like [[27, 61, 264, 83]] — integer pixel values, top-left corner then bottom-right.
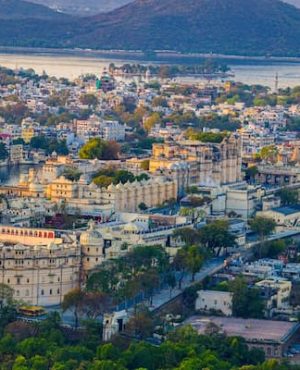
[[149, 258, 224, 312]]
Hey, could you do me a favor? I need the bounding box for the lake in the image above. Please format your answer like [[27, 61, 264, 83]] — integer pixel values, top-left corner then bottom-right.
[[0, 52, 300, 89]]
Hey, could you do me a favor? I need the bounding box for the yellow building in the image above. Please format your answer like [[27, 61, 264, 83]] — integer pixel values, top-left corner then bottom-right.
[[21, 126, 35, 143], [149, 134, 242, 187]]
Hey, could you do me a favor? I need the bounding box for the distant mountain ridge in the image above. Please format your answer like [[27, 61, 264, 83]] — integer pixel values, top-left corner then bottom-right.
[[28, 0, 133, 15], [0, 0, 68, 19], [66, 0, 300, 56], [2, 0, 300, 57]]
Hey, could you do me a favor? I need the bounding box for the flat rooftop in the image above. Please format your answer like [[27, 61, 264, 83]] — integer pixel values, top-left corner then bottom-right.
[[185, 316, 299, 343], [272, 205, 300, 216]]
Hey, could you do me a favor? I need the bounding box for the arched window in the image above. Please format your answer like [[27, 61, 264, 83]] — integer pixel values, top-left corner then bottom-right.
[[41, 289, 44, 295], [49, 289, 52, 295]]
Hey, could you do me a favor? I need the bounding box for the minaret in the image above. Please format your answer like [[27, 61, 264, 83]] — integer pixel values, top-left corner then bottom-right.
[[275, 72, 279, 94]]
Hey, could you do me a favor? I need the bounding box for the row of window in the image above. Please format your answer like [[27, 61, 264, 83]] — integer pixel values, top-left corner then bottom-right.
[[0, 228, 54, 238], [8, 276, 64, 284], [15, 288, 60, 297]]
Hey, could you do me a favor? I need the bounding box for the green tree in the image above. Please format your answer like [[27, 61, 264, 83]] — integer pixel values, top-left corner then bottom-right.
[[199, 220, 236, 256], [229, 276, 264, 318], [0, 142, 8, 160], [245, 166, 258, 183], [80, 93, 98, 108], [259, 145, 278, 163], [250, 216, 276, 258], [143, 113, 161, 132], [79, 138, 120, 160], [183, 245, 204, 282], [277, 188, 299, 206], [61, 288, 85, 329]]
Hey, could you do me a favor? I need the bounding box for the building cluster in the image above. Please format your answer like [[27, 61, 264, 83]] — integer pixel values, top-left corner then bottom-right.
[[3, 66, 300, 359]]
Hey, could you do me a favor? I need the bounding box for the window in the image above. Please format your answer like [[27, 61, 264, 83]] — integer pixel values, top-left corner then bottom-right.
[[25, 290, 29, 297], [41, 289, 44, 295], [50, 289, 52, 295], [57, 289, 60, 294], [7, 279, 10, 284], [27, 279, 30, 283]]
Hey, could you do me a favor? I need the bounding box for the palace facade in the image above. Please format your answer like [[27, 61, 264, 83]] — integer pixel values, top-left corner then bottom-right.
[[149, 134, 242, 188]]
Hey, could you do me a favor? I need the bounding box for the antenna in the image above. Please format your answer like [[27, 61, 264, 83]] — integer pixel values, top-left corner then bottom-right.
[[275, 72, 279, 93]]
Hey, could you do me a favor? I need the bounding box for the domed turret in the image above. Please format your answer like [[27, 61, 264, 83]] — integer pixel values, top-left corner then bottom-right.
[[80, 220, 103, 247]]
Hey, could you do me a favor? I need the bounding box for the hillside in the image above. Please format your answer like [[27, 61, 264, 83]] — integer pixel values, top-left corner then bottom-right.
[[67, 0, 300, 56], [29, 0, 133, 15], [0, 0, 73, 47], [2, 0, 300, 56], [284, 0, 300, 7], [0, 0, 68, 19]]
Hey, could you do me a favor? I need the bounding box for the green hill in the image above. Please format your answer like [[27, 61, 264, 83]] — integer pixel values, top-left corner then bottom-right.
[[68, 0, 300, 56], [2, 0, 300, 57]]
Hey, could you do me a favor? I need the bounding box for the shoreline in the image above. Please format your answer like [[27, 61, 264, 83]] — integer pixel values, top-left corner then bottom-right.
[[1, 46, 300, 64]]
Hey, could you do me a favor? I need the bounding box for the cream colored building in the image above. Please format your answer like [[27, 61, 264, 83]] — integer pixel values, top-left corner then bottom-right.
[[257, 205, 300, 227], [149, 134, 242, 188], [225, 184, 264, 219], [255, 278, 292, 309], [0, 226, 81, 306], [195, 290, 233, 316]]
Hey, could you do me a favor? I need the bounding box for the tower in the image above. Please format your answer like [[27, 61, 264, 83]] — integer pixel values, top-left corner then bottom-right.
[[275, 72, 279, 94]]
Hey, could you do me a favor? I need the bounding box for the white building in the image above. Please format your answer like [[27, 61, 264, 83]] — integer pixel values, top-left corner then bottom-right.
[[195, 290, 233, 316]]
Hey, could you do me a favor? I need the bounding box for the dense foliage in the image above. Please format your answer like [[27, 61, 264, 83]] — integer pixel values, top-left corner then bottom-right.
[[0, 306, 295, 370], [92, 168, 149, 187], [79, 138, 120, 160]]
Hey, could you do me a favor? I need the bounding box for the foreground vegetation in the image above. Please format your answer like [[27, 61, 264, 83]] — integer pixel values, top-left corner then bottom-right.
[[0, 307, 295, 370]]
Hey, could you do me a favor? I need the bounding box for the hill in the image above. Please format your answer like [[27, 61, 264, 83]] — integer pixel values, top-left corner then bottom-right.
[[28, 0, 133, 15], [0, 0, 73, 47], [67, 0, 300, 56], [284, 0, 300, 7], [0, 0, 68, 19], [2, 0, 300, 57]]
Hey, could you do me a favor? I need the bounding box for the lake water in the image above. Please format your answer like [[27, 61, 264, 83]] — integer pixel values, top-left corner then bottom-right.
[[0, 53, 300, 89]]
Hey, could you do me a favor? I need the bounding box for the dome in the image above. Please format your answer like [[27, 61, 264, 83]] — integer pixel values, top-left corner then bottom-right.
[[123, 222, 139, 234], [80, 220, 103, 246]]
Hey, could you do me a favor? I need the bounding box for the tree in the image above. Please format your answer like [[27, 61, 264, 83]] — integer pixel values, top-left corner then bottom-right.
[[199, 220, 236, 256], [277, 188, 299, 206], [61, 288, 85, 329], [139, 269, 160, 305], [79, 138, 120, 160], [0, 283, 13, 308], [259, 145, 278, 163], [229, 276, 264, 318], [138, 202, 148, 211], [80, 93, 98, 108], [125, 307, 154, 339], [0, 143, 8, 161], [143, 113, 161, 132], [183, 246, 204, 282], [173, 227, 201, 246], [81, 292, 111, 320], [249, 216, 276, 258], [245, 166, 258, 183]]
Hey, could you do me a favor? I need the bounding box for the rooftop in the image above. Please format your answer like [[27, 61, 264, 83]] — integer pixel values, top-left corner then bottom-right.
[[185, 316, 299, 343], [272, 205, 300, 216]]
